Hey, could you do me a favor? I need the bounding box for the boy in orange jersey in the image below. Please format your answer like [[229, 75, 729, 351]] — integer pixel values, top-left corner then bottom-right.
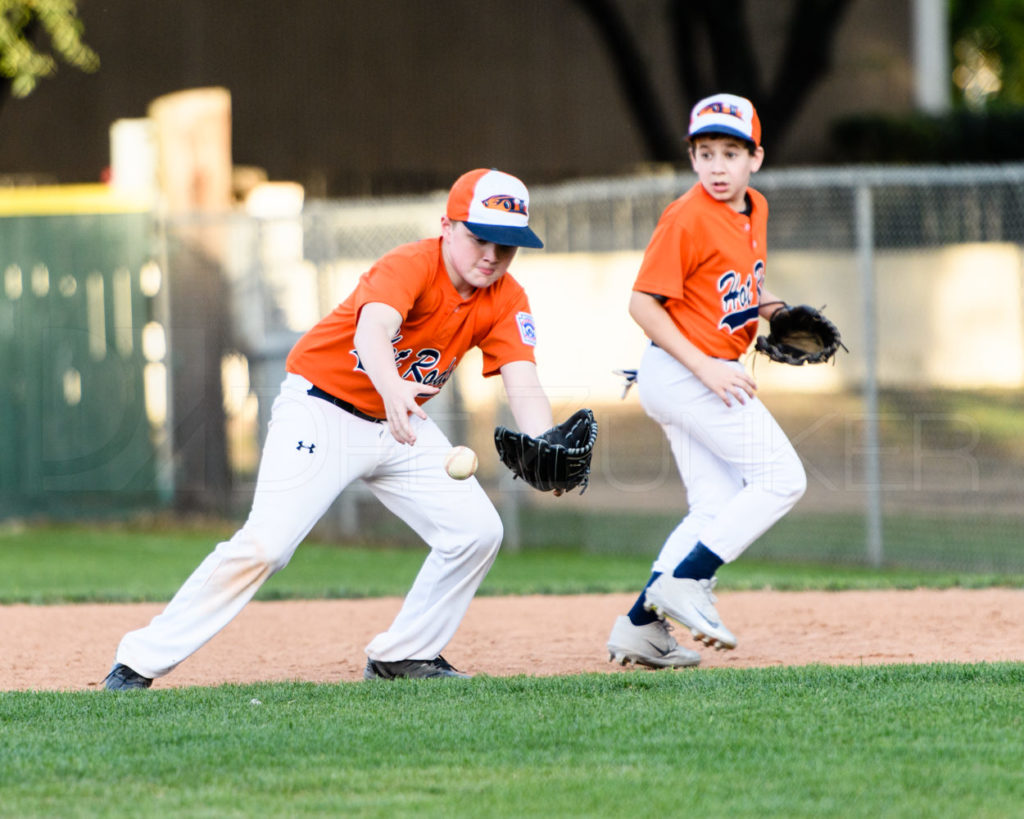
[[606, 94, 807, 669], [104, 169, 558, 687]]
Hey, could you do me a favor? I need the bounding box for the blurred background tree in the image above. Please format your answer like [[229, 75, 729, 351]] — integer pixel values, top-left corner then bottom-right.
[[4, 1, 1024, 186], [0, 0, 98, 112], [573, 0, 857, 162], [578, 0, 1024, 165], [951, 0, 1024, 110], [833, 0, 1024, 161]]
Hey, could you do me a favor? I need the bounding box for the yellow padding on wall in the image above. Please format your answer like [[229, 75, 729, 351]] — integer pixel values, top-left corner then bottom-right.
[[0, 184, 151, 216]]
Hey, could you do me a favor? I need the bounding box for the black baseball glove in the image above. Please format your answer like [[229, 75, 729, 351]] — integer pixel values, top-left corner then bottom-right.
[[494, 408, 598, 494], [754, 304, 847, 366]]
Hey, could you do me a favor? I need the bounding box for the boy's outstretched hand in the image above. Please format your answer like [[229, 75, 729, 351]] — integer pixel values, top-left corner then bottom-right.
[[380, 380, 439, 445], [695, 358, 757, 407]]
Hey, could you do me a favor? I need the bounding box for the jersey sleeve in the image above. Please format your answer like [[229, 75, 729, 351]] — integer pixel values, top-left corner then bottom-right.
[[350, 242, 432, 320], [478, 278, 537, 376], [632, 200, 701, 300]]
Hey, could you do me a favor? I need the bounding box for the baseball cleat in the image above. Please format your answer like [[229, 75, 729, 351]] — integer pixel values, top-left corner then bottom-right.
[[606, 615, 701, 669], [363, 655, 472, 680], [103, 663, 153, 690], [643, 576, 738, 650]]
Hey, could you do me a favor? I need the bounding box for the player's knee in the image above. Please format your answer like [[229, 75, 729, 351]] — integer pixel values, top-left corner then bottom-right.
[[224, 529, 293, 575], [476, 507, 503, 557], [756, 450, 806, 506], [262, 549, 291, 575], [778, 462, 807, 508], [436, 506, 502, 562], [245, 544, 288, 577], [456, 506, 502, 565], [795, 466, 807, 500]]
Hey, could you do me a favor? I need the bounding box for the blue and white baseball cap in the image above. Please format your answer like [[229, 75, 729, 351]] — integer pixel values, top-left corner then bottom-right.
[[688, 93, 761, 147]]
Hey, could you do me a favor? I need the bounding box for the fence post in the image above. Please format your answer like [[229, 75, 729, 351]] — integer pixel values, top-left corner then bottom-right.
[[855, 184, 884, 567]]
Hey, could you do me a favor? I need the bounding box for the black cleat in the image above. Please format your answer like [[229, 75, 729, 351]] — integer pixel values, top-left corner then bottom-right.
[[363, 655, 471, 680], [103, 663, 153, 690]]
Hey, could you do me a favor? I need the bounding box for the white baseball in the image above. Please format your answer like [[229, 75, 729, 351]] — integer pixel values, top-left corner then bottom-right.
[[444, 446, 478, 480]]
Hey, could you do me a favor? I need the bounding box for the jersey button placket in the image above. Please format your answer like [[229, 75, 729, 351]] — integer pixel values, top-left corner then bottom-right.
[[744, 221, 756, 250], [435, 297, 466, 347]]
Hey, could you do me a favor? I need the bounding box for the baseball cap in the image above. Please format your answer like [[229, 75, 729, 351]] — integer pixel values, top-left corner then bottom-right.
[[446, 168, 544, 249], [688, 93, 761, 147]]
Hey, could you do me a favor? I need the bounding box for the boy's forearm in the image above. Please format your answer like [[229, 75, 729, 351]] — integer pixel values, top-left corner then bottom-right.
[[507, 393, 555, 437], [500, 361, 554, 436], [758, 287, 787, 319], [353, 304, 404, 394], [629, 291, 710, 372]]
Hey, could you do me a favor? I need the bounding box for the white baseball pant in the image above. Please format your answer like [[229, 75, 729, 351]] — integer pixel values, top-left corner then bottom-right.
[[637, 344, 806, 573], [116, 373, 502, 679]]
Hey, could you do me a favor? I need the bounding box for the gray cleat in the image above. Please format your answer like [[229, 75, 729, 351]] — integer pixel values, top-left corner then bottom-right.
[[606, 615, 701, 669], [644, 575, 738, 650]]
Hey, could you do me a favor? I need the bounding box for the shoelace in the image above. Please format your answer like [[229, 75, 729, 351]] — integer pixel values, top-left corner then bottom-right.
[[433, 655, 459, 672], [658, 619, 678, 644], [700, 577, 719, 604]]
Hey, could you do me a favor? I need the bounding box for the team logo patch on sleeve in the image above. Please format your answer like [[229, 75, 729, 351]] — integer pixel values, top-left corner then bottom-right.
[[516, 312, 537, 346]]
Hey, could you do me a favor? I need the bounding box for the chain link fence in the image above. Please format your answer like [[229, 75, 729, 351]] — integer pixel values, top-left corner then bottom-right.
[[194, 165, 1024, 572]]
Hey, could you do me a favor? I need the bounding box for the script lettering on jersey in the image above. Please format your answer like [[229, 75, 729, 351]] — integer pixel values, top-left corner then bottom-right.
[[717, 260, 765, 332], [349, 335, 456, 391], [350, 332, 413, 373], [402, 348, 457, 388]]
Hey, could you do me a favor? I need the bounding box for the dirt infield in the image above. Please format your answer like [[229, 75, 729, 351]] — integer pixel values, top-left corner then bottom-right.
[[3, 588, 1022, 691]]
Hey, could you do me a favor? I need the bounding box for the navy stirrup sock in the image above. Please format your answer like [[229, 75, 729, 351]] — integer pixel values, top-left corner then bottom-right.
[[627, 543, 725, 627], [628, 571, 662, 626], [672, 542, 723, 580]]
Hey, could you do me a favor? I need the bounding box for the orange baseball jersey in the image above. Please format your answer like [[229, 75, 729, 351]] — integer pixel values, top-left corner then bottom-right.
[[633, 182, 768, 359], [286, 237, 537, 418]]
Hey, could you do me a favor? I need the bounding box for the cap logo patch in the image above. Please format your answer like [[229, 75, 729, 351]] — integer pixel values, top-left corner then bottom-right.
[[696, 101, 743, 121], [446, 169, 544, 248], [481, 194, 528, 216]]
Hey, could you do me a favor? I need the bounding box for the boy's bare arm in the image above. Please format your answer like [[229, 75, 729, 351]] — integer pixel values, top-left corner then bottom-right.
[[629, 291, 756, 407], [354, 302, 438, 444], [758, 286, 788, 319], [498, 360, 555, 437]]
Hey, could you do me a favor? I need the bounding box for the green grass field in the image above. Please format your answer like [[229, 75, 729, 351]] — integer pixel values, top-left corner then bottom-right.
[[2, 666, 1021, 817], [2, 518, 1022, 604], [1, 521, 1022, 816]]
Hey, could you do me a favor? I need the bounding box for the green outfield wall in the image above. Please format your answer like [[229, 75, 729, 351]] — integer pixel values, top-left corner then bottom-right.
[[0, 187, 168, 517]]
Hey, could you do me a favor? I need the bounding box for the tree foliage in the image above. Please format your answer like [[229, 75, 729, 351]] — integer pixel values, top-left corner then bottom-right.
[[572, 0, 855, 162], [951, 0, 1024, 110], [0, 0, 98, 101]]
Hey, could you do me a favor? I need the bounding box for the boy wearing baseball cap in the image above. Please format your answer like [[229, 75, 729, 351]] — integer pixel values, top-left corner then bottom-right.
[[606, 94, 807, 668], [105, 169, 556, 688]]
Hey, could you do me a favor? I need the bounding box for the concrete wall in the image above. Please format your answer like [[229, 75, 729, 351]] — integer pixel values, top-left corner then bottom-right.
[[312, 243, 1024, 412]]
